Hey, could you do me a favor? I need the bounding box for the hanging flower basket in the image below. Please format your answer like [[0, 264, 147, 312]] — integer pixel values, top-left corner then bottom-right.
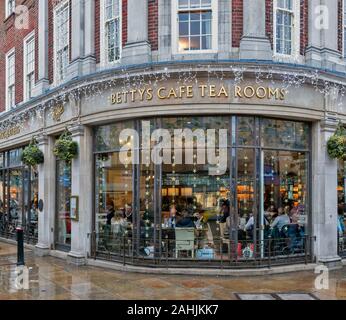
[[53, 129, 78, 163], [22, 139, 44, 167], [327, 123, 346, 161]]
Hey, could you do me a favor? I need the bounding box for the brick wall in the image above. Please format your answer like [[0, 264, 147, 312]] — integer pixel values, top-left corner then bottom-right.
[[232, 0, 243, 48], [148, 0, 158, 51], [265, 0, 273, 49], [338, 0, 343, 53], [0, 0, 38, 112], [122, 0, 128, 47], [300, 0, 308, 55]]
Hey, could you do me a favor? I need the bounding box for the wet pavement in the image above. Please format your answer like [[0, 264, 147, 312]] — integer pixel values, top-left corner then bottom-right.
[[0, 242, 345, 300]]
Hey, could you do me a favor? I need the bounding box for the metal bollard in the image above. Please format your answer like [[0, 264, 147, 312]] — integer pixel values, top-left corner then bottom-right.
[[16, 227, 25, 266]]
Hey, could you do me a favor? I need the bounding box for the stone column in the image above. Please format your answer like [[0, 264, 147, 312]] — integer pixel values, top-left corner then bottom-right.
[[82, 0, 96, 74], [218, 0, 232, 59], [67, 0, 85, 79], [33, 0, 49, 96], [67, 124, 93, 266], [306, 0, 340, 69], [122, 0, 151, 64], [35, 135, 56, 257], [158, 0, 172, 61], [312, 119, 342, 269], [239, 0, 272, 60]]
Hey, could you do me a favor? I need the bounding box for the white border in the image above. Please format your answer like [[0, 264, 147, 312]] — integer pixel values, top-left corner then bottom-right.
[[273, 0, 301, 62], [100, 0, 122, 68], [171, 0, 218, 55], [5, 48, 15, 112], [5, 0, 15, 19], [23, 31, 35, 102], [53, 0, 70, 86]]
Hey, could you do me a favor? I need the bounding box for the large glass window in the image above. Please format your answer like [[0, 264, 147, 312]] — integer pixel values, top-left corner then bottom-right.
[[94, 116, 311, 265], [56, 160, 71, 249], [0, 148, 38, 244]]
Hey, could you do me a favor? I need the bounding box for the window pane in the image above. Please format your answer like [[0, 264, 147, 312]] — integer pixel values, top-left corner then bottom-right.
[[94, 121, 135, 152], [95, 152, 133, 254], [190, 36, 200, 50], [261, 119, 309, 150], [263, 151, 308, 228], [179, 21, 189, 36]]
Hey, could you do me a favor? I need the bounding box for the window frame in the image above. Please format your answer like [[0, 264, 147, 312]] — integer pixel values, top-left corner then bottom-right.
[[273, 0, 301, 60], [5, 0, 15, 19], [5, 48, 16, 112], [53, 0, 70, 86], [100, 0, 122, 68], [171, 0, 218, 55], [23, 31, 35, 102]]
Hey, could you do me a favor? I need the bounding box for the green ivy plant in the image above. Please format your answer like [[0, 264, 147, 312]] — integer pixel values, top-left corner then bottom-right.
[[53, 129, 78, 163], [22, 139, 44, 167], [327, 123, 346, 160]]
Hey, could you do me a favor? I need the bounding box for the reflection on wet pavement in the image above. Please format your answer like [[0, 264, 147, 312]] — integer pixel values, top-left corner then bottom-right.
[[0, 242, 345, 300]]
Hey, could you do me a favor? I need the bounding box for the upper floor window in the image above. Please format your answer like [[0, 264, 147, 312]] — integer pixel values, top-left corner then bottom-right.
[[274, 0, 300, 57], [101, 0, 122, 66], [24, 32, 35, 101], [6, 50, 15, 111], [54, 1, 69, 84], [172, 0, 218, 53], [5, 0, 15, 18]]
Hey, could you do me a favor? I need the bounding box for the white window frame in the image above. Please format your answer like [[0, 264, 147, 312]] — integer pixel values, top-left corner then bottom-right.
[[273, 0, 300, 61], [5, 48, 16, 111], [53, 0, 70, 85], [23, 31, 35, 102], [5, 0, 15, 19], [172, 0, 218, 54], [100, 0, 122, 67]]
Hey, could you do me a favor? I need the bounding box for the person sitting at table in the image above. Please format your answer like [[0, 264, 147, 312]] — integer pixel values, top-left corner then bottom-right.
[[124, 204, 133, 223], [111, 212, 127, 236], [193, 211, 205, 229], [270, 207, 290, 233], [168, 204, 177, 228], [176, 210, 194, 228]]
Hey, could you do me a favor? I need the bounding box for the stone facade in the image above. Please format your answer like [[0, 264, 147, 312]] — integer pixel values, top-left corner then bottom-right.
[[0, 0, 345, 270]]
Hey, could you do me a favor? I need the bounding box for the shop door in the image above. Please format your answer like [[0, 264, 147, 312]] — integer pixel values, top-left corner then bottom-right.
[[55, 160, 72, 251]]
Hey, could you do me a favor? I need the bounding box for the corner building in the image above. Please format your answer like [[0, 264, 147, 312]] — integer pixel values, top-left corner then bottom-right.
[[0, 0, 345, 270]]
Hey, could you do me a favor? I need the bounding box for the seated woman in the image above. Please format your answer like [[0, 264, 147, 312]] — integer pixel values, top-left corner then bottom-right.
[[111, 212, 127, 236]]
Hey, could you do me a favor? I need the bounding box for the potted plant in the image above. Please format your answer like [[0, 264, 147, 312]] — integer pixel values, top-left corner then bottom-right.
[[327, 123, 346, 160], [22, 138, 44, 166], [53, 129, 78, 162]]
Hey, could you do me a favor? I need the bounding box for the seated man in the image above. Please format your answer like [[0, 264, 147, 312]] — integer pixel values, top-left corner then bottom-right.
[[176, 210, 194, 228]]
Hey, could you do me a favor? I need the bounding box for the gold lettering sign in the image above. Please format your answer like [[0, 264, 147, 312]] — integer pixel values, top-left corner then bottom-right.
[[109, 84, 287, 105], [0, 126, 21, 140]]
